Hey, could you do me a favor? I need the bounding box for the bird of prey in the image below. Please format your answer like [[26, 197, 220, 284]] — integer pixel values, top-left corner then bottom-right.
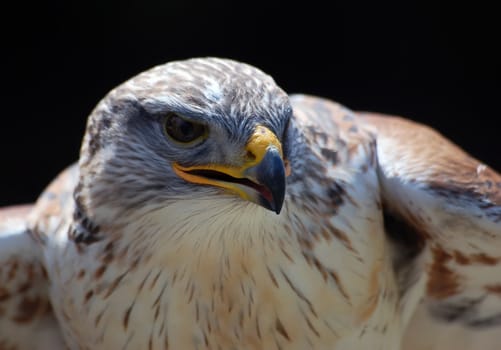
[[1, 57, 500, 350]]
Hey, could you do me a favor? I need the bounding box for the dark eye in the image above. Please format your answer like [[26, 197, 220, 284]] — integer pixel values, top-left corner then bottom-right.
[[163, 113, 207, 144]]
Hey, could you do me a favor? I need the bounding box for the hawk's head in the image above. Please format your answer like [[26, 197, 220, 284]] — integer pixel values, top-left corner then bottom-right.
[[76, 58, 293, 226]]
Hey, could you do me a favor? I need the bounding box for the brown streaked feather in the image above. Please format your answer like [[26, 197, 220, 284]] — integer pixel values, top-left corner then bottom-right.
[[359, 113, 501, 347], [360, 113, 501, 207], [402, 303, 501, 350], [0, 205, 65, 349], [28, 164, 78, 246]]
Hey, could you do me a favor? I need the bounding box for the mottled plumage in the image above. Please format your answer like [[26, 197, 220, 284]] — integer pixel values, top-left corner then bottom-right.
[[1, 58, 500, 350]]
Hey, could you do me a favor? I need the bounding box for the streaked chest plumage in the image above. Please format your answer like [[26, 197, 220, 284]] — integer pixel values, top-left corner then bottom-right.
[[47, 179, 401, 350]]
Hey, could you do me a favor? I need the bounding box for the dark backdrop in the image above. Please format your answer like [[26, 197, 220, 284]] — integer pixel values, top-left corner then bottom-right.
[[2, 1, 499, 206]]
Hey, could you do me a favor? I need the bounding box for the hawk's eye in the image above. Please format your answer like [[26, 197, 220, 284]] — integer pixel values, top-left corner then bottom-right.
[[163, 113, 207, 144]]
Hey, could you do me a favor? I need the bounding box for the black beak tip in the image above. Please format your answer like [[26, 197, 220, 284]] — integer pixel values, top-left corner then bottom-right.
[[257, 148, 286, 215], [258, 194, 284, 215], [273, 200, 284, 215], [271, 180, 285, 215]]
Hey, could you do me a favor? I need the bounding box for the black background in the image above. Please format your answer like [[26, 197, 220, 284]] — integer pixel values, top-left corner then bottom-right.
[[2, 1, 499, 206]]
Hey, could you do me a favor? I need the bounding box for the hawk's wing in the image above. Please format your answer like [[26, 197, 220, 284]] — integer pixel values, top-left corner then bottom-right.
[[360, 113, 501, 349], [0, 205, 65, 349]]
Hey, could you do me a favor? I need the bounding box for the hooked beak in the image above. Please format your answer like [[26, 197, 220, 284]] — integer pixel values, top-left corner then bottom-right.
[[172, 125, 287, 214]]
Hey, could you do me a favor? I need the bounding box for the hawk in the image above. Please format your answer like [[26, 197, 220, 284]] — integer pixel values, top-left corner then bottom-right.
[[0, 58, 500, 350]]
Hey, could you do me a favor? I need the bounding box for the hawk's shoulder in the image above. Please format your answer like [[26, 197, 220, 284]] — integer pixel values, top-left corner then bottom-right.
[[28, 164, 79, 245], [0, 204, 65, 349], [360, 113, 501, 348]]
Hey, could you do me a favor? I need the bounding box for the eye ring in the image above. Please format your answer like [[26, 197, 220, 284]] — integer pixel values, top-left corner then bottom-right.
[[162, 112, 208, 145]]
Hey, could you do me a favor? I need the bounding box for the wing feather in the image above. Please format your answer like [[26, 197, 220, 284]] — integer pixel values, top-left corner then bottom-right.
[[360, 113, 501, 348], [0, 205, 65, 349]]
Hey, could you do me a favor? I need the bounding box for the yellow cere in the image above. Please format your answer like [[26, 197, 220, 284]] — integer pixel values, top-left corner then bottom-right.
[[245, 125, 283, 166]]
